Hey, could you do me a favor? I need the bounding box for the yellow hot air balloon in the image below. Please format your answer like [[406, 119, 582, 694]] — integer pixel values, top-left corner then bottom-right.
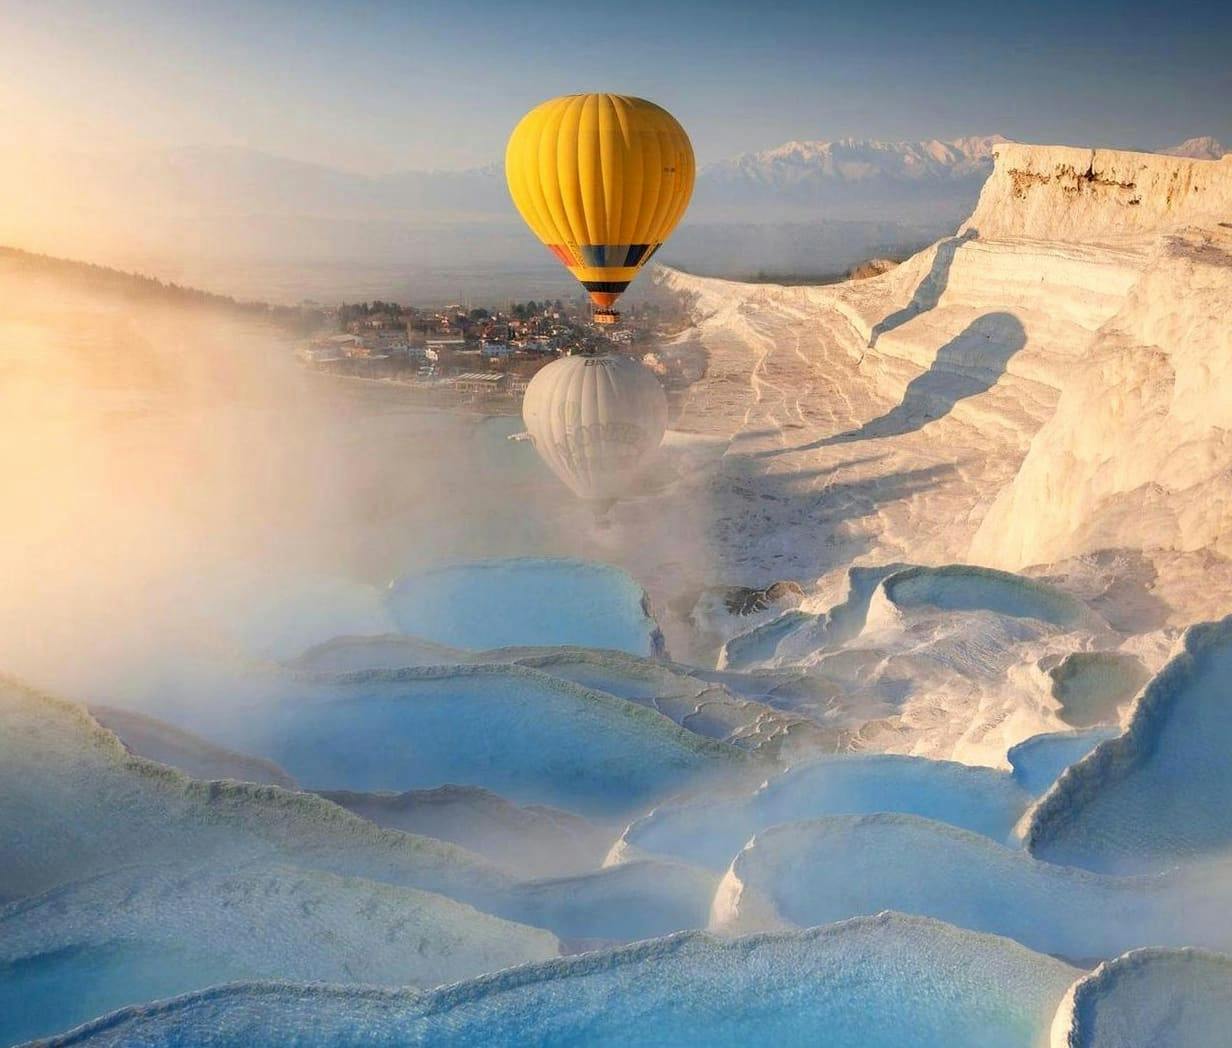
[[506, 94, 695, 324]]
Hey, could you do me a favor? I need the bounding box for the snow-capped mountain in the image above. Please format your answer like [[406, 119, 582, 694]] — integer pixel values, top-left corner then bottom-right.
[[1162, 136, 1228, 160], [704, 134, 1007, 187], [692, 135, 1007, 221]]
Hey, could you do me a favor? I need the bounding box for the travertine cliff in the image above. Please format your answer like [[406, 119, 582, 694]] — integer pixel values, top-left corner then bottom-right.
[[654, 142, 1232, 627], [962, 142, 1232, 241], [969, 147, 1232, 570]]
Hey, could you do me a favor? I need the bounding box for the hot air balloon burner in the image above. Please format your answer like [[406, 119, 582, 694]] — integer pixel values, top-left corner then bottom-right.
[[593, 309, 621, 326]]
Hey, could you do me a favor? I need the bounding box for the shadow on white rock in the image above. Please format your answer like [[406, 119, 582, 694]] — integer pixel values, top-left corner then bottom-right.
[[1046, 651, 1149, 730]]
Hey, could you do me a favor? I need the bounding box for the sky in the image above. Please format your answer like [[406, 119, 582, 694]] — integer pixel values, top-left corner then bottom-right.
[[2, 0, 1230, 173]]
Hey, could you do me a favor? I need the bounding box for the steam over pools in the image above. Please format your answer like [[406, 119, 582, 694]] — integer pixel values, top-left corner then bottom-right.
[[0, 274, 687, 704], [4, 141, 1232, 1046]]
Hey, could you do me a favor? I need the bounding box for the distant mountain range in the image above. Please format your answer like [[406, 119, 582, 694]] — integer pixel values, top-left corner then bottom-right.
[[11, 133, 1224, 229], [3, 134, 1222, 301], [1161, 136, 1228, 160], [707, 134, 1007, 184], [66, 136, 1012, 223], [693, 134, 1007, 220]]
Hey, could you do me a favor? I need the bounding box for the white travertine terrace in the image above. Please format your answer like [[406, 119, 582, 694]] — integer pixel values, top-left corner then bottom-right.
[[644, 144, 1232, 639]]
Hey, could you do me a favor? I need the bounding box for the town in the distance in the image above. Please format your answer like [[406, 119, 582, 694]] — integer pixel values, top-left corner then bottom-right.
[[299, 290, 695, 410]]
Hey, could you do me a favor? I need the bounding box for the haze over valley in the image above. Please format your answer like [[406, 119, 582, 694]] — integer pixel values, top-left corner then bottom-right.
[[4, 2, 1232, 1045], [7, 133, 1223, 303]]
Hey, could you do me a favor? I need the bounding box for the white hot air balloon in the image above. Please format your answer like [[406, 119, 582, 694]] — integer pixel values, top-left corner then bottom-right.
[[522, 354, 668, 509]]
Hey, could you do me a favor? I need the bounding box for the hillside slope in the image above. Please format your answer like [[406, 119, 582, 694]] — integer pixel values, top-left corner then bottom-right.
[[650, 143, 1232, 634]]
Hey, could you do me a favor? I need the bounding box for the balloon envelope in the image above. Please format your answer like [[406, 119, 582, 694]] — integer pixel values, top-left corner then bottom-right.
[[505, 94, 694, 319], [522, 354, 668, 502]]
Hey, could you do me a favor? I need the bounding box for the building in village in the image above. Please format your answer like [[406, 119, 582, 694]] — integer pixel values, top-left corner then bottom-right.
[[453, 372, 508, 396]]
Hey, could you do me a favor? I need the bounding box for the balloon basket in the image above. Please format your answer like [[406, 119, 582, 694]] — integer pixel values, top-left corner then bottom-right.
[[593, 309, 620, 326]]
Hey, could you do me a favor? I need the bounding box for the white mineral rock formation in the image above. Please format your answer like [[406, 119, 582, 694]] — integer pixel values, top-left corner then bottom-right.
[[36, 914, 1081, 1048], [1049, 947, 1232, 1047], [7, 137, 1232, 1047], [650, 144, 1232, 638]]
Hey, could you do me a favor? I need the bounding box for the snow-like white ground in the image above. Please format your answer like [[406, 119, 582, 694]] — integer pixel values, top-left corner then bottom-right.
[[1050, 948, 1232, 1048], [37, 915, 1080, 1048], [716, 563, 1123, 766], [638, 147, 1232, 651], [710, 814, 1232, 961]]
